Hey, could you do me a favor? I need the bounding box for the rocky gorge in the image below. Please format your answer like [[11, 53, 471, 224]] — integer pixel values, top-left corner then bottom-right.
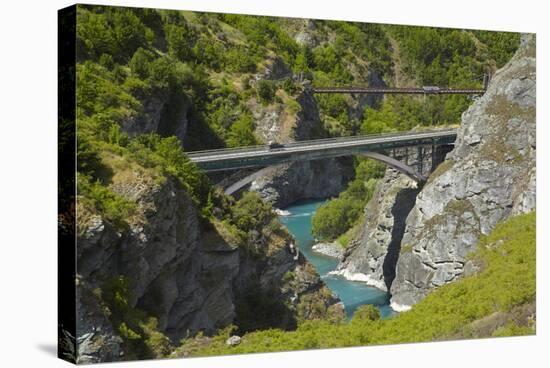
[[75, 168, 344, 363], [334, 34, 536, 311], [67, 6, 534, 361]]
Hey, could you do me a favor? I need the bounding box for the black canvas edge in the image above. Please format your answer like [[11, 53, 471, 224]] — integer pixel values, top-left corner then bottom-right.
[[58, 4, 77, 364]]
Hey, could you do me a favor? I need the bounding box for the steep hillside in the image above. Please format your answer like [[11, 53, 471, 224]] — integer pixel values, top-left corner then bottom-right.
[[329, 34, 534, 311], [75, 152, 343, 363]]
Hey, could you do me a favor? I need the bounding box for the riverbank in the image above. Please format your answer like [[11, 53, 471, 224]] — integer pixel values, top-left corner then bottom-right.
[[278, 200, 394, 319]]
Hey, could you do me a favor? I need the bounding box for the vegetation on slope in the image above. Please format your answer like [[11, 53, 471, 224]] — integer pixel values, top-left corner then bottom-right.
[[312, 159, 385, 242], [177, 211, 536, 356]]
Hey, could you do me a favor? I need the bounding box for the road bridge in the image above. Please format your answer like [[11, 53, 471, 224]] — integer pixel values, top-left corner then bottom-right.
[[187, 129, 457, 194]]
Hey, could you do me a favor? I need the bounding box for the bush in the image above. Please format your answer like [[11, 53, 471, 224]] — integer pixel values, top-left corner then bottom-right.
[[257, 80, 276, 105], [76, 6, 153, 63], [164, 22, 195, 62], [312, 45, 338, 74], [312, 159, 384, 241], [226, 113, 259, 148], [78, 175, 136, 230], [231, 192, 275, 233], [312, 198, 361, 241], [127, 134, 212, 210], [192, 36, 225, 71], [102, 276, 173, 359], [129, 47, 155, 79]]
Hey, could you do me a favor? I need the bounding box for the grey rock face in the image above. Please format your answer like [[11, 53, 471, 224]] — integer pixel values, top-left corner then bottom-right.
[[389, 34, 536, 310], [312, 242, 345, 260], [226, 335, 241, 346], [250, 102, 286, 144], [120, 92, 190, 144], [262, 56, 293, 80], [294, 20, 318, 48], [76, 284, 123, 364], [350, 70, 387, 120], [251, 158, 354, 208], [76, 173, 342, 362], [293, 90, 327, 141], [333, 169, 420, 291]]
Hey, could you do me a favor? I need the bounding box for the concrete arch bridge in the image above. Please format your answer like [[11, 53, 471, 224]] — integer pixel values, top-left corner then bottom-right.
[[186, 129, 457, 195]]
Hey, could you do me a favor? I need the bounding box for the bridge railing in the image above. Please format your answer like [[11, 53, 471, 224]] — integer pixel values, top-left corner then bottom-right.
[[280, 128, 457, 148]]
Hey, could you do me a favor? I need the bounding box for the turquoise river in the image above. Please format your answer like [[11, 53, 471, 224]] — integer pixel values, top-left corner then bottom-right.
[[279, 200, 394, 319]]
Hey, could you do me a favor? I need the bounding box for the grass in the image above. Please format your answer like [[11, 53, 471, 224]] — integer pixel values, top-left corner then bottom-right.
[[400, 244, 414, 253]]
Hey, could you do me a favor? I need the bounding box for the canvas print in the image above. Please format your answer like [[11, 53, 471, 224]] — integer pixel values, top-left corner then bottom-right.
[[58, 4, 536, 364]]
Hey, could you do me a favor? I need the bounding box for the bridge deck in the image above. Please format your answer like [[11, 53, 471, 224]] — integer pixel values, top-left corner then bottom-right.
[[187, 129, 457, 172]]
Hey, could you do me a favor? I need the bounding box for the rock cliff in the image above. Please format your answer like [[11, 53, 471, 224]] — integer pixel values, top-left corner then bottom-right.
[[332, 129, 451, 291], [390, 34, 536, 309], [75, 164, 342, 363], [332, 34, 535, 311], [332, 169, 419, 291], [120, 91, 191, 144]]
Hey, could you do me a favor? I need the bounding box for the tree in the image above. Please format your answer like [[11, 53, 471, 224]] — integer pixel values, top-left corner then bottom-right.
[[312, 198, 360, 240], [111, 9, 153, 61], [164, 23, 194, 62], [231, 192, 275, 233], [129, 47, 155, 79], [256, 80, 276, 105], [312, 45, 338, 73], [226, 114, 259, 148]]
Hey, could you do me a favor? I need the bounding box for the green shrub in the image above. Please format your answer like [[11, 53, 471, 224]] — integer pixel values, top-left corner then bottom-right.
[[257, 80, 276, 105], [76, 6, 153, 62], [129, 47, 155, 79], [225, 45, 258, 73], [102, 276, 173, 359], [230, 192, 275, 233], [312, 159, 383, 241], [226, 113, 259, 148], [472, 31, 520, 68], [78, 175, 136, 230], [127, 134, 212, 210], [164, 22, 195, 62], [312, 198, 362, 241]]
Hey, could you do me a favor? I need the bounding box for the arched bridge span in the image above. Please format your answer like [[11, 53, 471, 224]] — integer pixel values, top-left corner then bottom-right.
[[186, 129, 457, 195]]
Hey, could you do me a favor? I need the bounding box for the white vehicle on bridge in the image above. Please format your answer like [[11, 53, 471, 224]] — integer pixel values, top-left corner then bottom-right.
[[422, 86, 441, 92]]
